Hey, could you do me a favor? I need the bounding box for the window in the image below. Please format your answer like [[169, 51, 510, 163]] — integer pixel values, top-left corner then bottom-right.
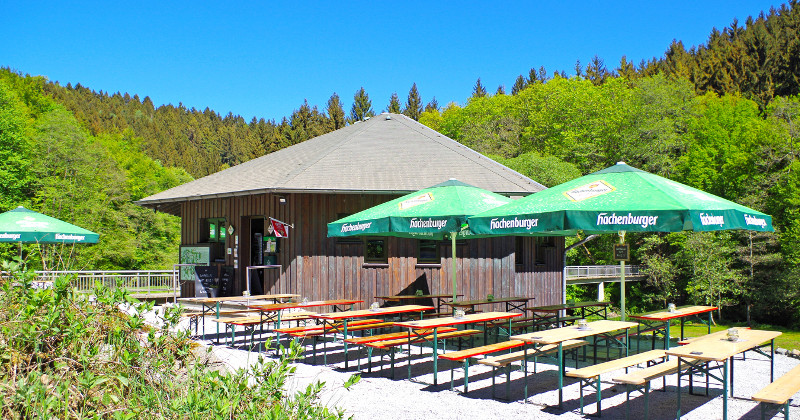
[[203, 218, 227, 243], [515, 236, 524, 265], [364, 238, 387, 263], [535, 236, 553, 265], [418, 240, 441, 264]]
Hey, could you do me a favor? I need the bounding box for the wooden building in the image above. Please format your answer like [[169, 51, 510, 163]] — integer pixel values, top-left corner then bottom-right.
[[137, 113, 566, 308]]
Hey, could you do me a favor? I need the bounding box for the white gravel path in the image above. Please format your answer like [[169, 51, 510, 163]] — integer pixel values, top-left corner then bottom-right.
[[168, 311, 800, 420]]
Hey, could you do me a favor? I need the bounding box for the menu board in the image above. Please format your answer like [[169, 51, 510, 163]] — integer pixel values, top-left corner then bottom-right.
[[194, 266, 218, 298], [218, 266, 234, 297]]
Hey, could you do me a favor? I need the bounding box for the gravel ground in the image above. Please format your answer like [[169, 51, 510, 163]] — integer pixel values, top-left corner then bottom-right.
[[172, 312, 800, 420]]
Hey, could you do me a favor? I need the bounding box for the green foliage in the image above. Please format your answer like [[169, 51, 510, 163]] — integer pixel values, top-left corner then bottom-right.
[[350, 87, 374, 122], [0, 70, 190, 270], [652, 3, 800, 109], [489, 151, 581, 187], [387, 92, 401, 114], [0, 263, 349, 419], [0, 79, 34, 210], [326, 93, 347, 131], [403, 83, 423, 121], [471, 78, 486, 99]]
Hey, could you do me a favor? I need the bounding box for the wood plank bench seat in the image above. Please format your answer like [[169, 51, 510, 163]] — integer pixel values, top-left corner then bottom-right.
[[613, 357, 699, 420], [475, 340, 588, 399], [274, 318, 382, 334], [752, 363, 800, 420], [343, 328, 457, 345], [362, 329, 482, 379], [566, 349, 668, 416], [287, 322, 395, 338], [437, 340, 526, 393], [364, 329, 481, 349]]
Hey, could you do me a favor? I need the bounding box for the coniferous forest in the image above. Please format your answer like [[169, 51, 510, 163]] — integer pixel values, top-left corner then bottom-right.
[[2, 2, 800, 325]]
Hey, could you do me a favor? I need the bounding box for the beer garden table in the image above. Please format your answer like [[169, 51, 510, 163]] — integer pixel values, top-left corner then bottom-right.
[[443, 296, 533, 314], [512, 320, 639, 406], [526, 301, 610, 329], [629, 305, 717, 350], [182, 293, 299, 340], [666, 328, 781, 420], [248, 299, 363, 342], [394, 311, 522, 385], [311, 304, 436, 368], [376, 294, 462, 315]]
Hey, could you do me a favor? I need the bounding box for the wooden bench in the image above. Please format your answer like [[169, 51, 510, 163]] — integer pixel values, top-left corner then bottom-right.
[[566, 349, 668, 416], [613, 357, 699, 420], [363, 329, 482, 379], [437, 340, 527, 393], [288, 321, 396, 365], [288, 321, 395, 339], [476, 339, 588, 400], [275, 318, 382, 334], [752, 363, 800, 420], [343, 328, 457, 345], [343, 328, 458, 370]]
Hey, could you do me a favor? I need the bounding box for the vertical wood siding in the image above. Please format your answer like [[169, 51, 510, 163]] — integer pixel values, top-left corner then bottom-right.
[[179, 193, 564, 309]]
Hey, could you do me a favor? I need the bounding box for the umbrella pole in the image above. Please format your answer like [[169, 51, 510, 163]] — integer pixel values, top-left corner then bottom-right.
[[619, 231, 626, 321], [452, 232, 457, 304]]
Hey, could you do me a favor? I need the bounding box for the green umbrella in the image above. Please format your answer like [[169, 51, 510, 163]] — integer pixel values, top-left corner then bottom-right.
[[0, 206, 99, 244], [468, 162, 773, 319], [328, 179, 515, 301]]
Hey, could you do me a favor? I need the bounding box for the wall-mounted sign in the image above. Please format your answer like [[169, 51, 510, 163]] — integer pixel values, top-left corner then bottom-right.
[[179, 245, 211, 282], [614, 244, 630, 261]]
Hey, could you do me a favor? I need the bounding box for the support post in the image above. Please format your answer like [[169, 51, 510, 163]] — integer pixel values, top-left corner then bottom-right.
[[619, 231, 626, 321]]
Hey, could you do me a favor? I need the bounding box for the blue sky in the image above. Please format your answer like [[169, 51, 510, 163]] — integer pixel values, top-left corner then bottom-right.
[[2, 1, 783, 122]]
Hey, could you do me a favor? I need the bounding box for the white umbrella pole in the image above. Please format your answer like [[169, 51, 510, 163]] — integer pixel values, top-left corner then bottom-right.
[[619, 231, 626, 321], [452, 232, 457, 303]]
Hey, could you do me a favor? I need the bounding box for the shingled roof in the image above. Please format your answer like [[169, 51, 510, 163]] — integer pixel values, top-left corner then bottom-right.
[[136, 113, 545, 212]]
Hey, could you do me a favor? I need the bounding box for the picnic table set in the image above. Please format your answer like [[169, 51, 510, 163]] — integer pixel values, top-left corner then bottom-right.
[[179, 291, 797, 419]]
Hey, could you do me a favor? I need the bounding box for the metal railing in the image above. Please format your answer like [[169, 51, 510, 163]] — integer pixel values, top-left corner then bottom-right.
[[565, 265, 643, 280], [32, 270, 177, 294]]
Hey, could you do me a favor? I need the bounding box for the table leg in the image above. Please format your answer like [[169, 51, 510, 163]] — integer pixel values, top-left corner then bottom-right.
[[771, 339, 775, 381], [680, 317, 685, 341], [275, 311, 283, 346], [215, 302, 220, 343], [665, 320, 671, 350], [343, 319, 349, 370], [723, 358, 729, 420], [677, 357, 683, 419], [407, 329, 412, 380], [433, 328, 439, 385], [557, 342, 564, 407]]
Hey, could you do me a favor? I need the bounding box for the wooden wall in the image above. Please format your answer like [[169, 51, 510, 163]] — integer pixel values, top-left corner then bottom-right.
[[179, 193, 564, 309]]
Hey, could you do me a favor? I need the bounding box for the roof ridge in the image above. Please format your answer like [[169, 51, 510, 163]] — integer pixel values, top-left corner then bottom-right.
[[393, 115, 546, 192]]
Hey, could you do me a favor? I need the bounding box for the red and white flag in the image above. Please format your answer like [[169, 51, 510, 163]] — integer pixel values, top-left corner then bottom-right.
[[270, 218, 290, 238]]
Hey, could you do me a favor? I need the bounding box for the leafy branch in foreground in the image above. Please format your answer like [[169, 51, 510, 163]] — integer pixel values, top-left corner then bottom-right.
[[0, 260, 352, 419]]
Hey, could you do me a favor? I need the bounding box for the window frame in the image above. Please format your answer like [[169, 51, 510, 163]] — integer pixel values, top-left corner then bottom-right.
[[417, 239, 441, 264], [364, 237, 388, 263]]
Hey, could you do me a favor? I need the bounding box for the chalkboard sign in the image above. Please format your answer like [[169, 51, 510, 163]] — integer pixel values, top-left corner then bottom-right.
[[194, 266, 218, 298], [218, 266, 234, 297], [614, 244, 630, 261]]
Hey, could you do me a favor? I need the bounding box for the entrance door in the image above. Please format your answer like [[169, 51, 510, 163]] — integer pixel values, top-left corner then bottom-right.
[[246, 217, 265, 295]]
